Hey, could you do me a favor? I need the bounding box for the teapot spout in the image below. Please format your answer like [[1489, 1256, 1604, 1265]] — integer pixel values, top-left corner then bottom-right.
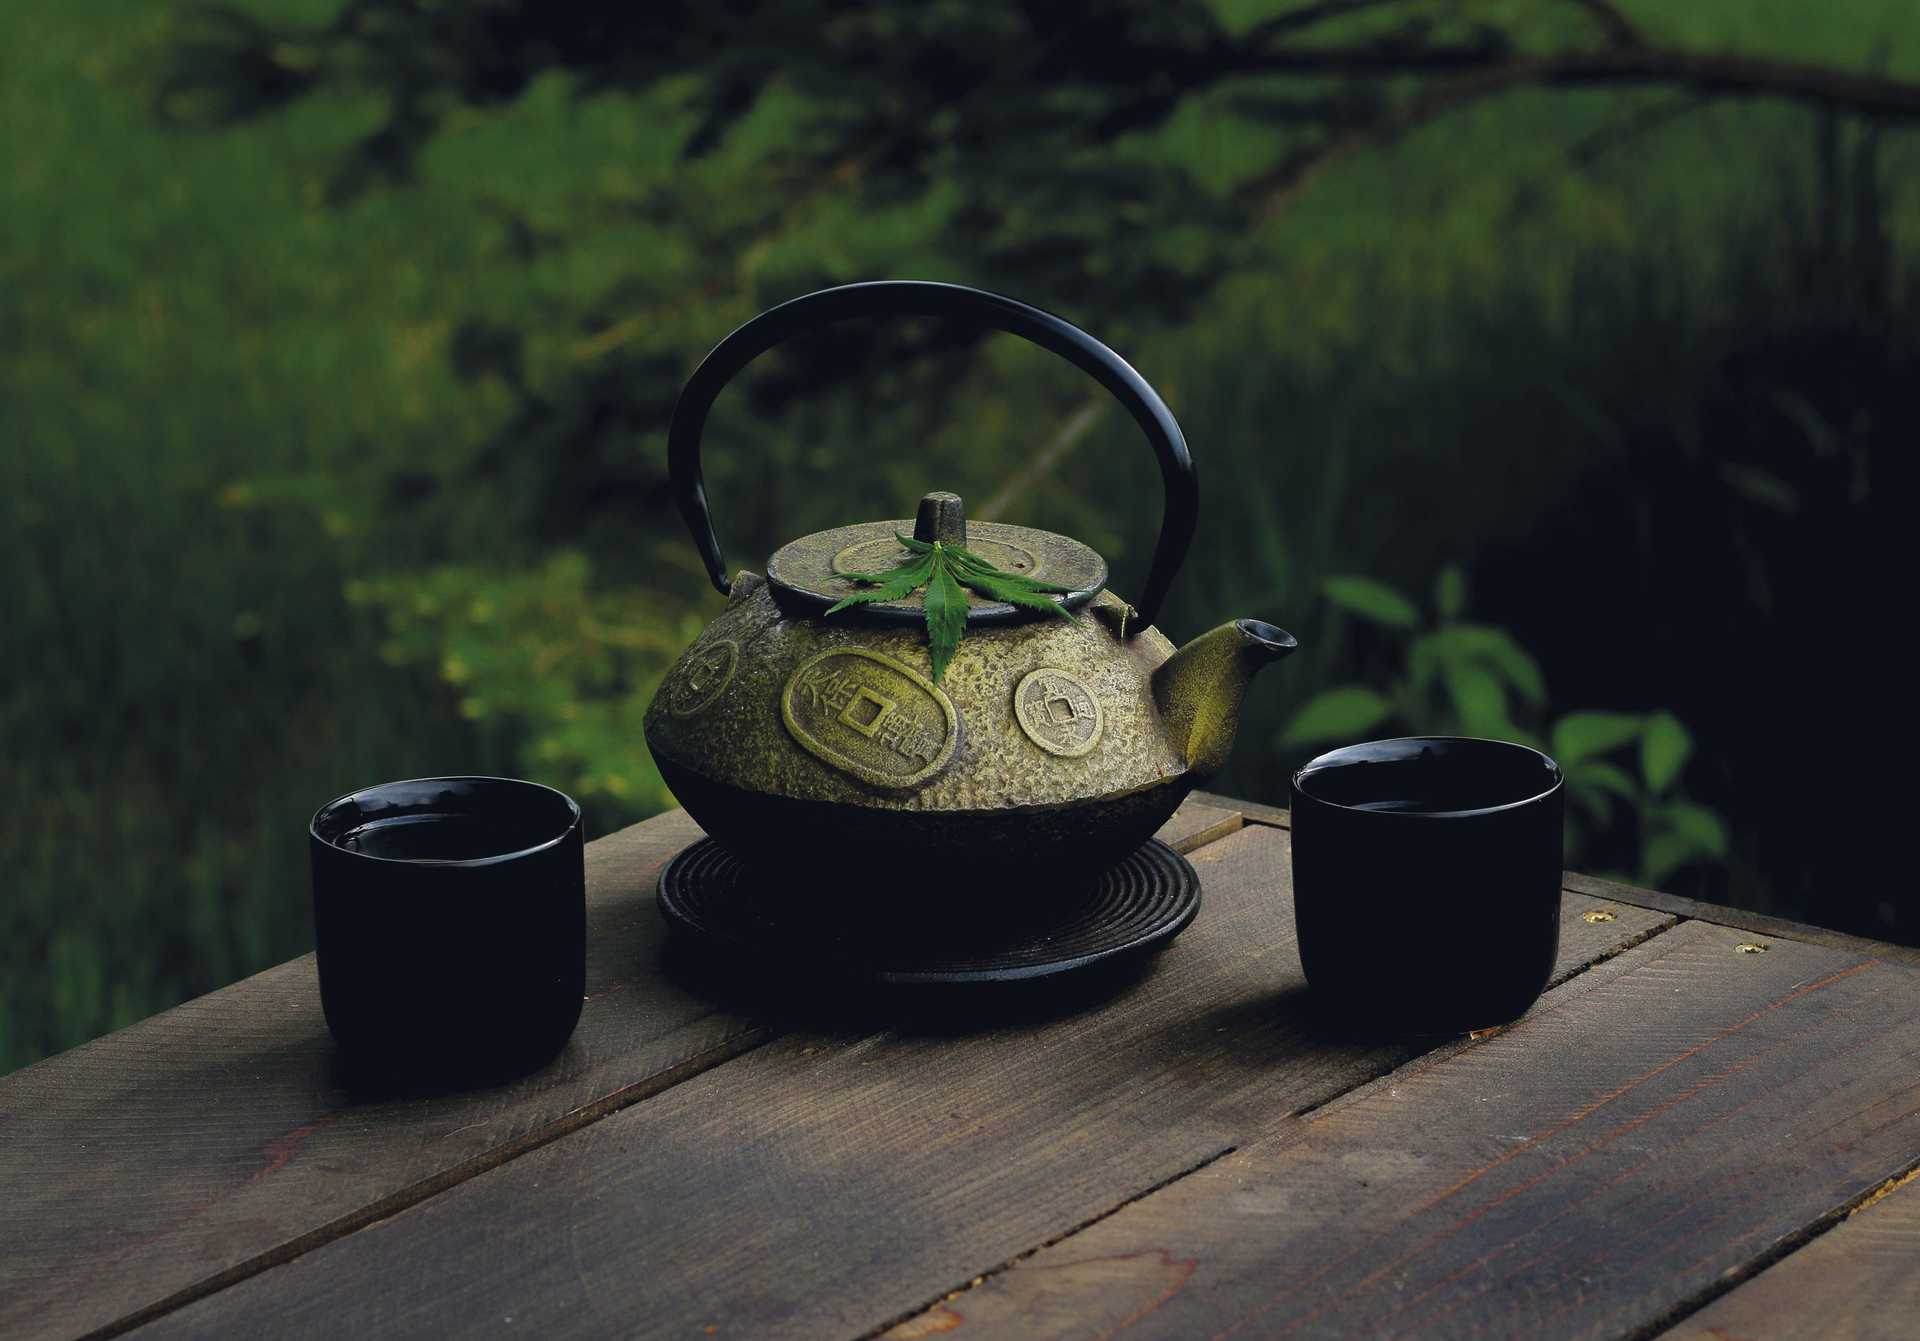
[[1152, 619, 1299, 783]]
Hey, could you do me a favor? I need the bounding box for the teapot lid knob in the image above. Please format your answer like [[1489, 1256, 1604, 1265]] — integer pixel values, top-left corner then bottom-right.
[[912, 492, 967, 547], [762, 488, 1106, 626]]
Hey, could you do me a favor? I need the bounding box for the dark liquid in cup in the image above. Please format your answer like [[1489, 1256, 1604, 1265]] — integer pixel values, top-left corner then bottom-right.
[[1298, 743, 1559, 816], [337, 813, 542, 862]]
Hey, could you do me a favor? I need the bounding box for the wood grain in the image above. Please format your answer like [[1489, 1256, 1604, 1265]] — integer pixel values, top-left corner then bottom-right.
[[0, 810, 772, 1341], [1157, 798, 1244, 854], [880, 920, 1920, 1340], [1660, 1165, 1920, 1341], [126, 825, 1669, 1341], [0, 797, 1240, 1341], [1184, 792, 1920, 968], [1193, 790, 1288, 829], [1563, 870, 1920, 967]]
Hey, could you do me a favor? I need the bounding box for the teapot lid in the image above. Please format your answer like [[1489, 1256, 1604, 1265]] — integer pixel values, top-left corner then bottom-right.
[[765, 491, 1107, 625]]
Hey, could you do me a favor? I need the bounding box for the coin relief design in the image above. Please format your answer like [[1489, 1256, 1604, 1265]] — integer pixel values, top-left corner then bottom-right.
[[831, 535, 1041, 584], [781, 647, 959, 790], [1013, 667, 1104, 758], [665, 638, 738, 718]]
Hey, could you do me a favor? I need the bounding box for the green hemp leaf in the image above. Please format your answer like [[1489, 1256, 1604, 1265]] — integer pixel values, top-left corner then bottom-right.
[[825, 531, 1082, 682]]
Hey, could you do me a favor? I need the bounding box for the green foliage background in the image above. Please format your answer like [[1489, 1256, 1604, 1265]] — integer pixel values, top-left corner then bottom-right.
[[4, 0, 1914, 1071]]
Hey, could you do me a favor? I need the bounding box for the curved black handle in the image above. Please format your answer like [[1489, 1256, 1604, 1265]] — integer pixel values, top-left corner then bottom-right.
[[666, 280, 1198, 631]]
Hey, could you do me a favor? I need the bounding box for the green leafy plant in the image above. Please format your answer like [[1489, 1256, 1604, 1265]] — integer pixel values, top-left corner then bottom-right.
[[826, 532, 1080, 682], [1284, 567, 1728, 888], [344, 554, 696, 814], [1551, 708, 1729, 889]]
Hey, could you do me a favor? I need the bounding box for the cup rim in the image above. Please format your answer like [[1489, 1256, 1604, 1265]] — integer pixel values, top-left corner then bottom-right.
[[1292, 735, 1564, 819], [310, 774, 583, 868]]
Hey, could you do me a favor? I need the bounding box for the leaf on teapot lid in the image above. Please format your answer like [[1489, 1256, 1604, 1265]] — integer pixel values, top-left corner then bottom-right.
[[822, 552, 934, 612], [948, 544, 1083, 622], [824, 533, 1081, 682], [923, 551, 968, 684]]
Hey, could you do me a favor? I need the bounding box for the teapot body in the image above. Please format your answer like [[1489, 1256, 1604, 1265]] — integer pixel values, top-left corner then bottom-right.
[[644, 280, 1297, 888], [643, 574, 1196, 881]]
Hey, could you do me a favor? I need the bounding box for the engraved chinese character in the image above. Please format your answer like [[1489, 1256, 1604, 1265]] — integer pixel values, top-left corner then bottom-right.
[[686, 647, 726, 693], [896, 717, 943, 765], [797, 666, 858, 714], [875, 707, 912, 754]]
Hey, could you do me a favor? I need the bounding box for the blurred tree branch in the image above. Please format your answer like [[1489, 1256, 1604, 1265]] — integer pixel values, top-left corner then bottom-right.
[[160, 2, 1920, 232], [1560, 0, 1642, 49], [154, 0, 1920, 534], [1223, 46, 1920, 119]]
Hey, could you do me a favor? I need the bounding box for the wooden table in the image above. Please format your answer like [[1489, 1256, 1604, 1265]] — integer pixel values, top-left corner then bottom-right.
[[6, 796, 1918, 1340]]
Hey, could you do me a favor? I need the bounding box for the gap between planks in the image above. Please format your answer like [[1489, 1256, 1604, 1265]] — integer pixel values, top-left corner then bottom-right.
[[92, 797, 1839, 1341], [854, 891, 1693, 1341], [862, 797, 1918, 1339], [78, 807, 1248, 1341], [1194, 790, 1920, 968], [78, 1026, 773, 1341], [1287, 902, 1679, 1124], [1621, 1149, 1920, 1341], [854, 1144, 1245, 1341]]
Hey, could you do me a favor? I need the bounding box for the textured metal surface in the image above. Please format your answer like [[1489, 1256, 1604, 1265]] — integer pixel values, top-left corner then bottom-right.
[[645, 580, 1186, 816], [657, 837, 1201, 984], [643, 579, 1303, 883], [651, 754, 1191, 886], [765, 517, 1107, 623]]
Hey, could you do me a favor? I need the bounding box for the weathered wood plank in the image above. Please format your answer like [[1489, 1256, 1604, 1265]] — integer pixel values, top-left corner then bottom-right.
[[1193, 789, 1288, 829], [1564, 870, 1920, 967], [1660, 1165, 1920, 1341], [881, 920, 1920, 1340], [1156, 798, 1243, 854], [1185, 792, 1920, 969], [127, 825, 1670, 1341], [0, 810, 774, 1341], [0, 796, 1244, 1341]]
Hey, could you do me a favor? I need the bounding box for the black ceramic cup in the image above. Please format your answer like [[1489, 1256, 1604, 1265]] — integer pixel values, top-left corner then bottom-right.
[[309, 776, 585, 1079], [1291, 737, 1564, 1034]]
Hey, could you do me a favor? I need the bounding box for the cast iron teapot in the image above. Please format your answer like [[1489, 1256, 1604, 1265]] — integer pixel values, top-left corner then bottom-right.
[[644, 280, 1297, 882]]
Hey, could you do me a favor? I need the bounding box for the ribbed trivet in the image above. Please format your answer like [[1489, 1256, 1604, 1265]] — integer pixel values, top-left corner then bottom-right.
[[656, 837, 1200, 986]]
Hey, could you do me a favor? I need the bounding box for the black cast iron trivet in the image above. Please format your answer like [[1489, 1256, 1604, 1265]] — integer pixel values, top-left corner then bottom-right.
[[657, 837, 1200, 986]]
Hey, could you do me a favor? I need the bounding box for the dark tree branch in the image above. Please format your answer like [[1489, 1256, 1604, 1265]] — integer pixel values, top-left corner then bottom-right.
[[157, 0, 1920, 325], [1224, 44, 1920, 224], [1232, 135, 1364, 220], [1240, 0, 1644, 53], [1227, 44, 1920, 125], [1241, 0, 1424, 48], [1464, 47, 1920, 120], [1566, 95, 1701, 166], [1560, 0, 1644, 49]]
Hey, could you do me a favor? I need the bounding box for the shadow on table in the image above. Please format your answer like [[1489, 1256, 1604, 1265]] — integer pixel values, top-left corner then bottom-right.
[[1151, 982, 1435, 1073], [320, 975, 1470, 1105], [322, 1039, 581, 1100], [662, 933, 1463, 1051], [662, 935, 1170, 1039]]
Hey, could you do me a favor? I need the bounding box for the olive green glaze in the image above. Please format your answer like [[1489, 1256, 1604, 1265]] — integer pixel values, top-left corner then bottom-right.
[[654, 284, 1295, 888], [644, 506, 1298, 883], [1152, 618, 1301, 781]]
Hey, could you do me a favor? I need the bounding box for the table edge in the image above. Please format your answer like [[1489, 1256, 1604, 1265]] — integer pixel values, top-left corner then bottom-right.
[[1191, 791, 1920, 966]]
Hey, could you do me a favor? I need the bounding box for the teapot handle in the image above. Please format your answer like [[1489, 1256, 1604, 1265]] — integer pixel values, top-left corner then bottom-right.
[[666, 280, 1197, 632]]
